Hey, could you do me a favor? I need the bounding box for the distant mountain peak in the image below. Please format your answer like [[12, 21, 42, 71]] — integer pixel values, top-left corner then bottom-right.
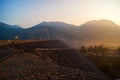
[[12, 25, 22, 28], [98, 19, 117, 25], [30, 21, 77, 29], [40, 21, 76, 26], [0, 22, 22, 29], [0, 22, 10, 26], [81, 19, 118, 28]]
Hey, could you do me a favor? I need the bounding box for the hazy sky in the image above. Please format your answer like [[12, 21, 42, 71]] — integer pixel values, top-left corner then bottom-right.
[[0, 0, 120, 28]]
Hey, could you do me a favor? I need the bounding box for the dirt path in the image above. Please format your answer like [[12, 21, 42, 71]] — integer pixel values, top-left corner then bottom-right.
[[0, 48, 16, 63]]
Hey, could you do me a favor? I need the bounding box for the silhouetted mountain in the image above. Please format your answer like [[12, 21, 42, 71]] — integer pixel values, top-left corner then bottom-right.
[[28, 21, 78, 40], [0, 22, 24, 40], [0, 22, 22, 29], [12, 25, 22, 28], [0, 20, 120, 48], [31, 21, 76, 28]]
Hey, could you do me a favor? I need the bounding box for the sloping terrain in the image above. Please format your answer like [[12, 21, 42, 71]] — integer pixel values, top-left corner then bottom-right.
[[0, 40, 111, 80], [86, 56, 120, 79]]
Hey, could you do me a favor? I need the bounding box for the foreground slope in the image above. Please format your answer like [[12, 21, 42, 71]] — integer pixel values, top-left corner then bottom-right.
[[0, 40, 111, 80]]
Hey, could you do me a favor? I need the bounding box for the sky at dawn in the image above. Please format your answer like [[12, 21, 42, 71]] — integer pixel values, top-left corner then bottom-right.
[[0, 0, 120, 28]]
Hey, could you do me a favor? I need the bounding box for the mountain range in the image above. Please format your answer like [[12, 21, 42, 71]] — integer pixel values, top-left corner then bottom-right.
[[0, 19, 120, 48]]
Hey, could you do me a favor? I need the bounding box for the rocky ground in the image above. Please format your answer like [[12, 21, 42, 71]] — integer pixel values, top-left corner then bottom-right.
[[0, 40, 111, 80]]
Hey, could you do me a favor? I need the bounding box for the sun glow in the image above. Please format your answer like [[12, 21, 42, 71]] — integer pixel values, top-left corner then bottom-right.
[[0, 0, 120, 27]]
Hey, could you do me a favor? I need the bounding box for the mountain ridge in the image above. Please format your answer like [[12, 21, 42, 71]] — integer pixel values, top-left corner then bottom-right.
[[0, 19, 120, 48]]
